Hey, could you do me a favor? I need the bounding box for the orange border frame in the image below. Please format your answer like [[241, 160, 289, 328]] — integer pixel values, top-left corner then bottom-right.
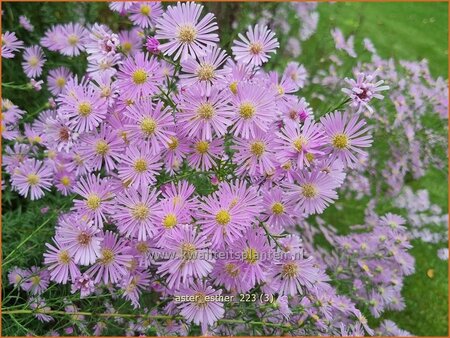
[[0, 1, 448, 337]]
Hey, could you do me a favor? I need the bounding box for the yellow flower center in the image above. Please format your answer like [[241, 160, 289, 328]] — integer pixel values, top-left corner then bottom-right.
[[60, 176, 71, 186], [229, 81, 238, 94], [56, 77, 66, 88], [197, 103, 215, 120], [178, 25, 197, 43], [244, 247, 258, 264], [68, 34, 79, 46], [250, 141, 265, 157], [282, 161, 292, 170], [301, 183, 317, 198], [140, 117, 157, 136], [305, 153, 314, 163], [197, 63, 215, 81], [77, 231, 92, 245], [134, 158, 148, 173], [86, 194, 101, 210], [332, 133, 349, 149], [132, 203, 149, 221], [167, 136, 179, 150], [163, 213, 178, 229], [100, 248, 115, 265], [95, 140, 109, 156], [122, 42, 132, 53], [28, 56, 39, 67], [31, 275, 41, 286], [181, 243, 196, 260], [225, 263, 240, 277], [271, 202, 285, 215], [239, 102, 256, 119], [140, 4, 151, 15], [249, 42, 263, 55], [195, 140, 210, 154], [282, 262, 298, 278], [215, 209, 231, 225], [292, 136, 307, 152], [78, 102, 92, 117], [26, 173, 40, 185], [132, 69, 148, 85], [58, 250, 71, 264], [136, 242, 149, 253], [194, 292, 207, 307], [277, 85, 284, 95]]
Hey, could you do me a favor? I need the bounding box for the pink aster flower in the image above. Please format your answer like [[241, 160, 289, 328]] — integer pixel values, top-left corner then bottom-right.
[[54, 169, 76, 196], [22, 45, 46, 78], [281, 97, 313, 126], [179, 46, 228, 93], [161, 127, 190, 174], [71, 273, 96, 298], [218, 180, 263, 221], [232, 24, 279, 67], [109, 1, 135, 14], [129, 2, 163, 29], [60, 23, 88, 56], [275, 118, 325, 169], [146, 36, 160, 54], [119, 29, 143, 56], [118, 144, 162, 189], [117, 52, 163, 100], [125, 100, 175, 154], [11, 159, 53, 200], [285, 169, 339, 215], [56, 214, 102, 265], [187, 137, 223, 171], [78, 124, 124, 172], [30, 297, 53, 323], [320, 110, 373, 168], [260, 186, 300, 229], [342, 69, 390, 114], [233, 127, 276, 177], [266, 71, 298, 101], [284, 62, 308, 88], [21, 266, 50, 295], [86, 231, 133, 284], [274, 255, 321, 296], [157, 224, 213, 289], [44, 113, 79, 152], [178, 85, 233, 140], [19, 15, 34, 32], [211, 258, 251, 293], [175, 281, 225, 334], [153, 199, 191, 244], [121, 270, 151, 308], [114, 186, 160, 241], [72, 174, 115, 228], [44, 237, 80, 284], [230, 83, 276, 139], [40, 24, 65, 51], [57, 79, 108, 133], [8, 267, 30, 287], [1, 31, 24, 58], [155, 1, 219, 61]]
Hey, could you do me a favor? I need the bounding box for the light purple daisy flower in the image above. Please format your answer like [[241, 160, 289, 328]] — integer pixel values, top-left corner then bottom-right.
[[281, 97, 313, 126], [60, 23, 88, 56], [275, 118, 325, 169], [44, 113, 79, 153], [87, 231, 133, 284], [231, 82, 276, 139], [47, 67, 73, 96], [155, 1, 219, 61], [285, 169, 339, 215], [118, 144, 162, 189], [78, 124, 124, 172], [284, 62, 308, 88], [1, 31, 24, 58], [109, 1, 136, 14], [125, 100, 175, 154], [233, 127, 276, 177], [121, 269, 151, 308], [72, 174, 115, 228], [117, 52, 163, 100], [179, 46, 228, 93], [11, 158, 53, 200], [40, 24, 65, 51], [71, 273, 96, 298], [19, 15, 34, 32], [178, 85, 233, 140], [260, 186, 300, 229], [128, 2, 163, 29], [44, 237, 80, 284], [54, 169, 76, 196], [342, 69, 390, 114], [114, 186, 160, 241], [175, 281, 225, 334], [157, 224, 213, 289], [320, 110, 373, 168], [56, 214, 103, 266], [119, 28, 143, 56], [232, 24, 279, 67], [8, 267, 30, 287], [22, 45, 46, 78], [187, 137, 223, 171], [21, 266, 50, 295]]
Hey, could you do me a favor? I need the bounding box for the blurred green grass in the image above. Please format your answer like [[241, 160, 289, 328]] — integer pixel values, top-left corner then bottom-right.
[[1, 1, 448, 336]]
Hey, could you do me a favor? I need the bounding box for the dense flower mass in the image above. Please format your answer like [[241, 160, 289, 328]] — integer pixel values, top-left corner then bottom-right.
[[2, 1, 447, 337]]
